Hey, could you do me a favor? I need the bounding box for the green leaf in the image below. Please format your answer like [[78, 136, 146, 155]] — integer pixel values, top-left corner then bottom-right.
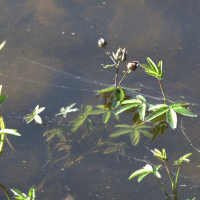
[[0, 94, 7, 105], [153, 165, 162, 173], [86, 118, 93, 134], [129, 164, 153, 180], [136, 95, 146, 103], [109, 128, 133, 137], [88, 110, 105, 115], [187, 197, 196, 200], [174, 153, 192, 165], [34, 115, 42, 124], [139, 103, 146, 121], [145, 70, 159, 79], [170, 102, 190, 108], [101, 64, 116, 68], [146, 107, 169, 122], [140, 64, 152, 71], [115, 89, 124, 101], [112, 111, 119, 121], [157, 60, 162, 75], [167, 108, 177, 129], [120, 86, 138, 91], [96, 87, 116, 93], [28, 188, 35, 200], [147, 57, 158, 73], [172, 106, 197, 117], [130, 130, 140, 146], [10, 189, 27, 198], [102, 111, 111, 124], [116, 103, 141, 115], [0, 129, 21, 136], [115, 124, 132, 128], [121, 99, 141, 104], [148, 104, 168, 111], [138, 172, 151, 182], [153, 171, 161, 179]]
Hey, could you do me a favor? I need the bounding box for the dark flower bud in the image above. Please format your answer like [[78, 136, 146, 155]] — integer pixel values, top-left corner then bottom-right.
[[98, 38, 107, 47], [127, 61, 140, 71]]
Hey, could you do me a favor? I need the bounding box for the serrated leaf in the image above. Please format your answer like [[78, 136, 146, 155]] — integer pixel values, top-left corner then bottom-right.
[[167, 108, 177, 129], [115, 89, 124, 101], [172, 106, 197, 117], [146, 107, 168, 122], [116, 103, 141, 115], [139, 103, 146, 121], [96, 87, 116, 93], [121, 99, 141, 104], [102, 111, 111, 124], [109, 128, 133, 137], [147, 57, 158, 73]]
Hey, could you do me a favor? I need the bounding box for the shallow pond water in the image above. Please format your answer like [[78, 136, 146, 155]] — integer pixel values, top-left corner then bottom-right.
[[0, 0, 200, 200]]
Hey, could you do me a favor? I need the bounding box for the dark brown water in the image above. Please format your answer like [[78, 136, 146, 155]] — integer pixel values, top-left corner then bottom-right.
[[0, 0, 200, 199]]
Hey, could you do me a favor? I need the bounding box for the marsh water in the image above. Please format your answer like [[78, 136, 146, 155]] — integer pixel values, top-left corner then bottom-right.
[[0, 0, 200, 199]]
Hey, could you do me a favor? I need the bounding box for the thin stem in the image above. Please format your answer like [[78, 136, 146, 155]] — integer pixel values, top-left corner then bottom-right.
[[115, 61, 120, 87], [164, 162, 175, 194], [174, 165, 181, 197], [155, 176, 170, 199], [157, 78, 167, 103], [117, 70, 130, 87]]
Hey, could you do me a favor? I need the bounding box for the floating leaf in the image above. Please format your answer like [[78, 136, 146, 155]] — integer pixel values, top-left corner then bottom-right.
[[146, 107, 169, 122], [96, 87, 116, 93], [55, 103, 79, 118], [167, 108, 177, 129], [139, 103, 146, 121], [172, 106, 197, 117], [116, 103, 141, 115]]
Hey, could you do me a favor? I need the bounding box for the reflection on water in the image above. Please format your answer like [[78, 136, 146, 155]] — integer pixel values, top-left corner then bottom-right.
[[0, 0, 200, 199]]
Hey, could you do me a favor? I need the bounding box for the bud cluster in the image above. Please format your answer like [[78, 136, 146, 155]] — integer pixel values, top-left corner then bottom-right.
[[112, 48, 127, 61]]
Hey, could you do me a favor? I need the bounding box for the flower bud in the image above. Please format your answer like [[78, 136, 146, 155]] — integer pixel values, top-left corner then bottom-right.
[[127, 61, 140, 71], [98, 38, 107, 47], [121, 48, 127, 61]]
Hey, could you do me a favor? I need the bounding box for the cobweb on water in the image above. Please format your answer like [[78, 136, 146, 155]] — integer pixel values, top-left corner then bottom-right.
[[0, 55, 181, 103]]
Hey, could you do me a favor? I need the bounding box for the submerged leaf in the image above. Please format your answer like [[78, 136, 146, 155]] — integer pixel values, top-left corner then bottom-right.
[[102, 111, 111, 124], [109, 128, 133, 137], [146, 107, 169, 122], [116, 103, 141, 115], [114, 89, 125, 101]]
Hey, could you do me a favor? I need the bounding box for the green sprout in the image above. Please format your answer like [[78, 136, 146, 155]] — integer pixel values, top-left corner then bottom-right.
[[129, 148, 192, 199], [55, 103, 79, 118], [24, 105, 45, 124], [11, 188, 35, 200]]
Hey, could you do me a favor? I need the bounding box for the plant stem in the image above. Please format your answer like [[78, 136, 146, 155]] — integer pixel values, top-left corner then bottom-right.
[[155, 176, 170, 199], [157, 78, 167, 103], [174, 165, 181, 197], [115, 61, 120, 87], [117, 70, 130, 87], [164, 162, 175, 194]]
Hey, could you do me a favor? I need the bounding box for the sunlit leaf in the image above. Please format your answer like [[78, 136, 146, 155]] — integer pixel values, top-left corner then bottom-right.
[[115, 103, 141, 115], [121, 99, 141, 104], [172, 106, 197, 117], [148, 104, 168, 111], [115, 88, 124, 101], [0, 40, 6, 50], [34, 115, 42, 124], [146, 107, 168, 122], [140, 64, 152, 71], [145, 70, 159, 79], [147, 57, 158, 73], [28, 188, 35, 200], [157, 60, 162, 75], [167, 108, 177, 129], [0, 95, 7, 105], [0, 129, 20, 136], [115, 124, 132, 128], [96, 87, 116, 93], [174, 153, 192, 165], [136, 95, 146, 103], [170, 102, 190, 108], [139, 103, 146, 121], [88, 110, 105, 115], [10, 188, 27, 198], [138, 172, 151, 182]]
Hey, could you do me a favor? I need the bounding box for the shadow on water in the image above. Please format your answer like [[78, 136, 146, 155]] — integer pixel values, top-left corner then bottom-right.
[[0, 0, 200, 200]]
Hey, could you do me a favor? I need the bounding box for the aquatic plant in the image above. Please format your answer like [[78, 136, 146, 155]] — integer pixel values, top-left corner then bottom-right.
[[129, 148, 193, 199], [24, 105, 45, 124], [10, 187, 35, 200]]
